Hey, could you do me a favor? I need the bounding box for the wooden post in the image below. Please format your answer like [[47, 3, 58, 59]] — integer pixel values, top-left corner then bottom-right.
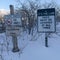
[[12, 33, 20, 52], [9, 5, 14, 15]]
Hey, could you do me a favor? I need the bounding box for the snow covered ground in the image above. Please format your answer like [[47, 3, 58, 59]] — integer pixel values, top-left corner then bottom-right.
[[0, 23, 60, 60]]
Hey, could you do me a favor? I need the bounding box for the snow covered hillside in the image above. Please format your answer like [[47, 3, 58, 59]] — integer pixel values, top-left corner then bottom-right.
[[0, 23, 60, 60]]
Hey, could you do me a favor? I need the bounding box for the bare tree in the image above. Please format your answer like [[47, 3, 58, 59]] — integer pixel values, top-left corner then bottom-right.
[[15, 0, 60, 35], [15, 0, 40, 34]]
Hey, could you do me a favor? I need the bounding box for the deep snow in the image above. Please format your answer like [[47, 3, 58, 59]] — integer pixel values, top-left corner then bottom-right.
[[0, 23, 60, 60]]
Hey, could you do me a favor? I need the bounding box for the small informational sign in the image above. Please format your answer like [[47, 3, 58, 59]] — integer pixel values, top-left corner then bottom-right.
[[5, 19, 12, 25], [12, 18, 21, 26], [4, 14, 21, 36], [37, 8, 55, 33]]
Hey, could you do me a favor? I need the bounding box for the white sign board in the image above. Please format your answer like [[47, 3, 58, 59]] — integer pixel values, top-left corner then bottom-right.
[[6, 26, 20, 36], [37, 8, 55, 33], [4, 14, 21, 36], [12, 18, 21, 26]]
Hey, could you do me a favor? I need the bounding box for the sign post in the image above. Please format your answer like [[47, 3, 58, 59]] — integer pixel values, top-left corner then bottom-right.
[[45, 33, 48, 47], [37, 8, 55, 47], [12, 33, 19, 52], [5, 14, 21, 52]]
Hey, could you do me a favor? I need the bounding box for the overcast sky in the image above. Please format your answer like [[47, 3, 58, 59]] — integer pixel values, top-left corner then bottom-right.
[[0, 0, 60, 10]]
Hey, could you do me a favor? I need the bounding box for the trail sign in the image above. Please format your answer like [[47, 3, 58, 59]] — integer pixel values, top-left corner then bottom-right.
[[4, 14, 21, 36], [37, 8, 55, 33]]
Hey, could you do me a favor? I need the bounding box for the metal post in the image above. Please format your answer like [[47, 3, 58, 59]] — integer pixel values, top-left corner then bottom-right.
[[45, 33, 48, 47], [12, 33, 20, 52]]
